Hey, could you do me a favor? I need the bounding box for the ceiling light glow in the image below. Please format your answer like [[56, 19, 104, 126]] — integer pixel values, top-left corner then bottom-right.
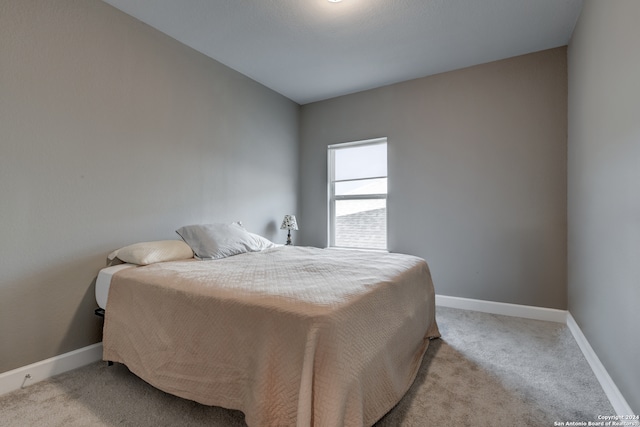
[[328, 0, 343, 2]]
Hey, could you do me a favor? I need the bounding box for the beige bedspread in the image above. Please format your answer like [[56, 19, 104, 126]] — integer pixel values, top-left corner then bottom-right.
[[103, 246, 440, 427]]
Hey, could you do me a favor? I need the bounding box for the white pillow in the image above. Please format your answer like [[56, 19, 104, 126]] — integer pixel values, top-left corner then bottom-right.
[[176, 223, 276, 260], [245, 230, 278, 251], [232, 221, 278, 251], [108, 240, 194, 265]]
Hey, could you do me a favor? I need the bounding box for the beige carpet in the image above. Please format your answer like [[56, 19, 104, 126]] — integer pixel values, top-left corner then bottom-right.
[[0, 307, 614, 426]]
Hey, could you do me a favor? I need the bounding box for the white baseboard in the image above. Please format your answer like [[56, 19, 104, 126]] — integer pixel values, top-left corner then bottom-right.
[[1, 301, 635, 419], [0, 343, 103, 397], [435, 294, 568, 323], [566, 313, 637, 419], [435, 294, 635, 418]]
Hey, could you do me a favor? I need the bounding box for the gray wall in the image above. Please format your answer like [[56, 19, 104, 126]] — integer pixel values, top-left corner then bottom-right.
[[300, 48, 568, 309], [0, 0, 299, 373], [568, 0, 640, 413]]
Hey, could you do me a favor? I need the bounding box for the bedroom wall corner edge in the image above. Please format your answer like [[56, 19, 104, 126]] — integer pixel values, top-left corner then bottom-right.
[[434, 295, 634, 418], [566, 313, 636, 418]]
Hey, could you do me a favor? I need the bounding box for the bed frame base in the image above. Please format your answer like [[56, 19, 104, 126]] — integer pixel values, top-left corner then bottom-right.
[[93, 308, 113, 366]]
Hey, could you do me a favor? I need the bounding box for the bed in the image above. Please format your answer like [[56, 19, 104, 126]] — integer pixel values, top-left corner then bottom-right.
[[100, 244, 440, 427]]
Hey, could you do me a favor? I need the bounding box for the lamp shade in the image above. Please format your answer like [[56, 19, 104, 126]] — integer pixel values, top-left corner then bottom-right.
[[280, 215, 298, 231]]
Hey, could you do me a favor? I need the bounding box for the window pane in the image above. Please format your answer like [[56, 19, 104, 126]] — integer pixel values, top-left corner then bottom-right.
[[335, 199, 386, 250], [335, 178, 387, 196], [334, 143, 387, 181]]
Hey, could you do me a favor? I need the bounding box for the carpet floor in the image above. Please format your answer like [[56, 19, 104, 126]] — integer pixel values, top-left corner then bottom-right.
[[0, 307, 615, 426]]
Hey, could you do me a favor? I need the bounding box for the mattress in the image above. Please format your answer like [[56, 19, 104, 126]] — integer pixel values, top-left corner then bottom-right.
[[102, 246, 439, 426], [95, 263, 136, 309]]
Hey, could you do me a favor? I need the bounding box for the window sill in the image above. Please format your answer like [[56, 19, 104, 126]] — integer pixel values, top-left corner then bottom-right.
[[327, 246, 389, 253]]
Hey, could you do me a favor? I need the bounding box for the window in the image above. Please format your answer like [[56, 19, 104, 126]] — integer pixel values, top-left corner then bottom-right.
[[328, 138, 387, 250]]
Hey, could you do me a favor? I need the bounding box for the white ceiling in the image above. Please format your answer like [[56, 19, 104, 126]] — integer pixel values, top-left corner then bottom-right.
[[101, 0, 583, 105]]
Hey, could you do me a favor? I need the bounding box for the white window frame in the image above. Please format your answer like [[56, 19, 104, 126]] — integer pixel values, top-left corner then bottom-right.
[[327, 137, 388, 250]]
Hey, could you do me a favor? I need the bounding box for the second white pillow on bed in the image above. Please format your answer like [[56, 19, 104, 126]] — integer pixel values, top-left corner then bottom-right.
[[108, 240, 194, 265], [176, 223, 276, 260]]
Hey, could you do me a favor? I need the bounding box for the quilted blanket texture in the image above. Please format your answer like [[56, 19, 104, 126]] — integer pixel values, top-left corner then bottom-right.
[[103, 246, 440, 427]]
